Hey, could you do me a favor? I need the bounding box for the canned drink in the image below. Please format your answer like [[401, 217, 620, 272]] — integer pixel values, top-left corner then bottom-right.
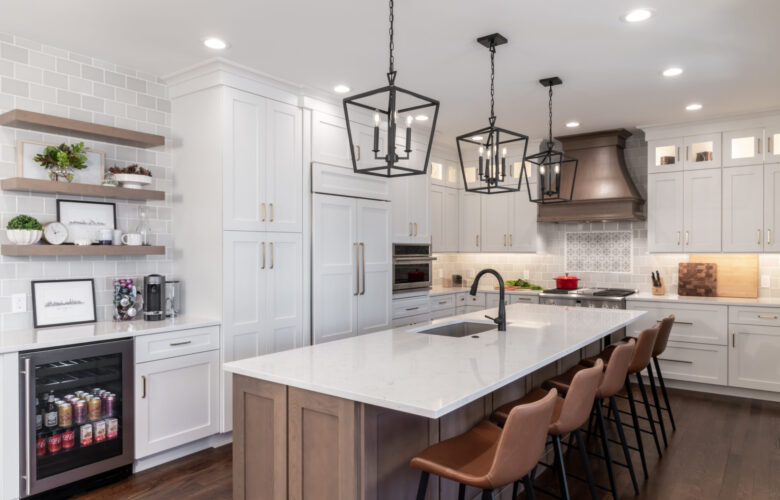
[[105, 395, 115, 417], [74, 400, 87, 424], [88, 397, 102, 421], [94, 420, 106, 443], [58, 403, 72, 428], [63, 394, 75, 403], [62, 428, 75, 450], [92, 388, 101, 396], [47, 430, 62, 454], [106, 418, 118, 439], [36, 433, 46, 456], [79, 423, 93, 446]]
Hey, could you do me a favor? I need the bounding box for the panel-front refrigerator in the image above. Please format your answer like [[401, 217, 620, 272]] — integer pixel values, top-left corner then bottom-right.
[[18, 338, 134, 497]]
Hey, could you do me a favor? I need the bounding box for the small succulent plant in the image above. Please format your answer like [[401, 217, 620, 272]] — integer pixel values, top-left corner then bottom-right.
[[7, 214, 42, 230], [108, 164, 152, 176]]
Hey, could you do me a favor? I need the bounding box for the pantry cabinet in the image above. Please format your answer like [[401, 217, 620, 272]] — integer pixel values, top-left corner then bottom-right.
[[430, 185, 459, 252]]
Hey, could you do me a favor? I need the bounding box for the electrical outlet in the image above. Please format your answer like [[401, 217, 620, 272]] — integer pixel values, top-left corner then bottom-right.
[[523, 270, 530, 280], [761, 274, 771, 288], [12, 293, 26, 313]]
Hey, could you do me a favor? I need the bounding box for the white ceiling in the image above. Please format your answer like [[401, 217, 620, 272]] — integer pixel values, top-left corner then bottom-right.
[[3, 0, 779, 141]]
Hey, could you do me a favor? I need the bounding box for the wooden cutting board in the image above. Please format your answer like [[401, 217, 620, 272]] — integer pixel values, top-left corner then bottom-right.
[[689, 254, 758, 298], [678, 263, 718, 297]]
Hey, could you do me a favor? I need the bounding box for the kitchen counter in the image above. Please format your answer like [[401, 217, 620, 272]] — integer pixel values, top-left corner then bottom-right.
[[0, 316, 220, 354], [225, 303, 644, 419], [628, 292, 780, 307], [429, 285, 542, 297]]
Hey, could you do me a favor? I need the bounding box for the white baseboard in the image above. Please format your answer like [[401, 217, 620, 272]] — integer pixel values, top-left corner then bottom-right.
[[133, 432, 233, 473], [641, 376, 780, 403]]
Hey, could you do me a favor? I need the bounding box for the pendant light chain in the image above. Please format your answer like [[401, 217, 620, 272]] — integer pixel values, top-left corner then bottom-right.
[[387, 0, 396, 83], [547, 84, 554, 148], [488, 41, 496, 127]]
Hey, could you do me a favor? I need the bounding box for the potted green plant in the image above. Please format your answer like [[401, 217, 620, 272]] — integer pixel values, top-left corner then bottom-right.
[[33, 142, 88, 182], [108, 164, 153, 189], [6, 214, 43, 245]]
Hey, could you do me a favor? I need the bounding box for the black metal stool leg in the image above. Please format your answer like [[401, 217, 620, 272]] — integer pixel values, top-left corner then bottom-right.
[[646, 362, 668, 447], [458, 483, 466, 500], [511, 480, 519, 499], [595, 401, 618, 500], [481, 489, 494, 500], [574, 428, 599, 500], [611, 395, 639, 495], [416, 471, 429, 500], [523, 474, 537, 500], [625, 376, 649, 479], [552, 435, 571, 500], [654, 356, 676, 431], [636, 372, 662, 456]]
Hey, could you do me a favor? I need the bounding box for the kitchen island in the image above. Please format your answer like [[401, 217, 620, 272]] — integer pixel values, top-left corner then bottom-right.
[[224, 303, 645, 500]]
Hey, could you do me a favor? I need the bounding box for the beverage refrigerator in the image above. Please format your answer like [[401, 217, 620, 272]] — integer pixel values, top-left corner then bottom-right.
[[18, 338, 134, 497]]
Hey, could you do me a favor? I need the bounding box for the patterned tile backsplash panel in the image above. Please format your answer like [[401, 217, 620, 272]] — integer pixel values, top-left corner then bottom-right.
[[566, 231, 632, 273]]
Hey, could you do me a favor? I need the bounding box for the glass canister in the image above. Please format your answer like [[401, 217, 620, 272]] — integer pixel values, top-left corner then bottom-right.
[[135, 207, 152, 246], [113, 278, 141, 321], [165, 280, 181, 317]]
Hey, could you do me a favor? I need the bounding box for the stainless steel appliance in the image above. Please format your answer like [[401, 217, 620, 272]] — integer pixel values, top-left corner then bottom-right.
[[18, 339, 134, 497], [392, 244, 435, 293], [539, 287, 636, 309], [143, 274, 165, 321]]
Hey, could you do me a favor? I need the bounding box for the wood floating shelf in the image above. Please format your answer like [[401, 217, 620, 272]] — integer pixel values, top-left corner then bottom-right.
[[1, 177, 165, 201], [1, 245, 166, 257], [0, 109, 165, 148]]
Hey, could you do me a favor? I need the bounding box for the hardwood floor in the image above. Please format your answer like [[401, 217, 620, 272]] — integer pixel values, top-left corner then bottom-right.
[[45, 387, 779, 500]]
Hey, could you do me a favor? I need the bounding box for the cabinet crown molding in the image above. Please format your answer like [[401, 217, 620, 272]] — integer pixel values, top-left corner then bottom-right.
[[640, 109, 780, 141]]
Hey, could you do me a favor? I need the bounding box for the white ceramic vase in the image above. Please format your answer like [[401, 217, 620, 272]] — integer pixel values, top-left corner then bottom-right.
[[6, 229, 42, 245], [114, 173, 152, 189]]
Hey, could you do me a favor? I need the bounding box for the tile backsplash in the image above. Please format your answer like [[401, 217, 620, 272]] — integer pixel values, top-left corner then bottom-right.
[[565, 231, 632, 273], [0, 32, 173, 331]]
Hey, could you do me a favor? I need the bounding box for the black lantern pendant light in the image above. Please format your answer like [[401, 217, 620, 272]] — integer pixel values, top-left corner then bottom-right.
[[456, 34, 529, 194], [342, 0, 440, 177], [522, 77, 579, 204]]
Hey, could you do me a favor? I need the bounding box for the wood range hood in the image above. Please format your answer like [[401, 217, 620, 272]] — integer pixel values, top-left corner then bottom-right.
[[537, 129, 645, 222]]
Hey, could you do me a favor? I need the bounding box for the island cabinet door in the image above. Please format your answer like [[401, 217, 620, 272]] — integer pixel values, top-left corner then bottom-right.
[[729, 326, 780, 392]]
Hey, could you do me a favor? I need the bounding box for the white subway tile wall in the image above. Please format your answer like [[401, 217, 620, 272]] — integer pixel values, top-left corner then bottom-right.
[[434, 134, 780, 297], [0, 33, 173, 331]]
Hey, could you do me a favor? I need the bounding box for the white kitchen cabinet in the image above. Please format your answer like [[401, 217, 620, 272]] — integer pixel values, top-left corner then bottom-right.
[[683, 133, 721, 170], [511, 295, 540, 304], [135, 350, 220, 458], [311, 110, 354, 169], [223, 89, 302, 232], [313, 194, 392, 344], [654, 341, 727, 386], [481, 194, 512, 252], [723, 128, 765, 167], [729, 325, 780, 392], [765, 163, 780, 251], [766, 126, 780, 163], [430, 185, 459, 252], [390, 170, 430, 244], [625, 300, 728, 345], [648, 138, 683, 174], [511, 185, 538, 252], [459, 190, 481, 252], [722, 165, 765, 251], [683, 168, 721, 252], [647, 172, 684, 252]]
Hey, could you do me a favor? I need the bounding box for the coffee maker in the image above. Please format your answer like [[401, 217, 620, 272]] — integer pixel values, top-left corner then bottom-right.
[[143, 274, 166, 321]]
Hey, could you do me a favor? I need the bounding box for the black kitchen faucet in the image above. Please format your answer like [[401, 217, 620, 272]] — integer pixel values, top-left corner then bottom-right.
[[470, 269, 506, 331]]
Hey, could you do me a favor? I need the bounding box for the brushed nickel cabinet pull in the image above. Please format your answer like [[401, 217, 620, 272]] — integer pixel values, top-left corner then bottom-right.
[[356, 145, 361, 161], [659, 358, 693, 365], [142, 375, 147, 398], [504, 234, 507, 246], [269, 203, 274, 222], [476, 234, 479, 247], [261, 242, 266, 269], [409, 222, 413, 236], [354, 243, 359, 296], [406, 306, 419, 311], [677, 146, 680, 162], [758, 229, 762, 245], [439, 301, 448, 305], [677, 231, 681, 245], [261, 202, 266, 222], [758, 315, 778, 320], [757, 138, 761, 155], [769, 229, 772, 245], [509, 234, 512, 247], [270, 242, 274, 269], [169, 340, 192, 346], [675, 321, 694, 325], [732, 333, 736, 348], [769, 136, 773, 154], [685, 230, 689, 246], [414, 222, 418, 236], [686, 145, 689, 161]]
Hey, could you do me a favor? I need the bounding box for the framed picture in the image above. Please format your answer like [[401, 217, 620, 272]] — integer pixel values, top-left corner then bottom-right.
[[32, 279, 97, 328], [57, 200, 117, 244], [16, 139, 105, 184]]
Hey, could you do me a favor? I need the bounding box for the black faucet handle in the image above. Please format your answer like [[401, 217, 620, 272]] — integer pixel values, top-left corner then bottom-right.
[[485, 314, 498, 324]]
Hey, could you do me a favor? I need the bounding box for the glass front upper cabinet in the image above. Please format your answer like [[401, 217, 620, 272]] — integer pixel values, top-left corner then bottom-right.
[[724, 128, 765, 166], [683, 133, 721, 170], [767, 126, 780, 164], [430, 161, 444, 184], [648, 138, 683, 173]]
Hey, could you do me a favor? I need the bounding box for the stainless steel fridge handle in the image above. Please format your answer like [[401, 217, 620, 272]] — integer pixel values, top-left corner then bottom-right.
[[142, 375, 147, 398], [354, 243, 359, 296], [360, 243, 366, 295], [23, 357, 31, 496]]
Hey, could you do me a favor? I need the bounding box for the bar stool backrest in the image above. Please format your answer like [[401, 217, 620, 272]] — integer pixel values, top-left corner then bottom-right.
[[597, 339, 635, 397], [550, 359, 604, 435], [487, 389, 558, 488], [628, 326, 660, 374], [653, 315, 676, 357]]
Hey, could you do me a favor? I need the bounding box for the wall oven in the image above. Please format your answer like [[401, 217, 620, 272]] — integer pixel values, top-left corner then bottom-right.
[[19, 338, 134, 497], [393, 244, 435, 293]]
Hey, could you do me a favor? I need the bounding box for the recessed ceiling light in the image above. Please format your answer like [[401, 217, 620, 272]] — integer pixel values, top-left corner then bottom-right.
[[471, 136, 484, 141], [686, 103, 703, 111], [662, 67, 683, 77], [565, 121, 580, 128], [203, 38, 228, 50], [415, 115, 429, 121], [333, 84, 350, 94], [621, 8, 654, 23]]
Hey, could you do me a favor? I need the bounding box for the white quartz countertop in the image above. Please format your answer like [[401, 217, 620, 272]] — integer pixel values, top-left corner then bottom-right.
[[0, 316, 220, 354], [429, 286, 541, 297], [628, 292, 780, 307], [224, 304, 645, 419]]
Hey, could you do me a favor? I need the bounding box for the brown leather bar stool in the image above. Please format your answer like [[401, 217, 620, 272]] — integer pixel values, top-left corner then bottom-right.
[[582, 326, 660, 479], [411, 389, 558, 500], [492, 360, 604, 500], [545, 340, 639, 499]]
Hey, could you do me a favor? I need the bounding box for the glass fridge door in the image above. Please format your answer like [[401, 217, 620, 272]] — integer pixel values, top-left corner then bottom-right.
[[20, 338, 134, 498]]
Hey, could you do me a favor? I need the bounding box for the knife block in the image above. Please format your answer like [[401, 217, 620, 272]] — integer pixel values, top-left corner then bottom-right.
[[652, 277, 665, 296]]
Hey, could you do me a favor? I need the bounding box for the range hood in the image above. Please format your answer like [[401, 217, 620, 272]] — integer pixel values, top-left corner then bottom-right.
[[537, 129, 645, 222]]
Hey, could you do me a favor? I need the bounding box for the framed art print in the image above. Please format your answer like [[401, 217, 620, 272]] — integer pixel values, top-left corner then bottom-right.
[[16, 139, 105, 184], [31, 279, 97, 328], [56, 200, 117, 244]]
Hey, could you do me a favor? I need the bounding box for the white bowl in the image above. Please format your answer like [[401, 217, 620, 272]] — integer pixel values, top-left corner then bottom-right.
[[6, 229, 42, 245], [114, 173, 152, 189]]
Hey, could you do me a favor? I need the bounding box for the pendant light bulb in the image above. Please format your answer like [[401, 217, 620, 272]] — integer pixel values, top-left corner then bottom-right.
[[540, 165, 545, 175], [479, 146, 484, 157], [406, 116, 413, 128], [555, 164, 560, 174], [502, 147, 507, 158], [374, 113, 380, 125]]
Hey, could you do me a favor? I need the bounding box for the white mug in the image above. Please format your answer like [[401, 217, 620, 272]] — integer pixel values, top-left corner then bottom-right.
[[98, 228, 113, 245], [121, 233, 142, 246], [112, 229, 123, 246]]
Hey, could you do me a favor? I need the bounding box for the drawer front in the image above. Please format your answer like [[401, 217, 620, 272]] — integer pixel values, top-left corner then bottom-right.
[[729, 306, 780, 327], [486, 293, 509, 308], [430, 308, 457, 320], [135, 326, 220, 363], [392, 312, 431, 328], [392, 296, 431, 319], [651, 341, 727, 385], [456, 292, 486, 308], [430, 294, 456, 312], [456, 306, 467, 316], [465, 305, 486, 313], [626, 300, 727, 345], [510, 295, 539, 304]]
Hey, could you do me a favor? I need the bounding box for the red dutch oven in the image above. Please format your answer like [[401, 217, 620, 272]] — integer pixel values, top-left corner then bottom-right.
[[555, 273, 580, 290]]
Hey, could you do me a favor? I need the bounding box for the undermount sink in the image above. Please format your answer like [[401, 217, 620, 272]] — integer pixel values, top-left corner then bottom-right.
[[415, 321, 497, 338]]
